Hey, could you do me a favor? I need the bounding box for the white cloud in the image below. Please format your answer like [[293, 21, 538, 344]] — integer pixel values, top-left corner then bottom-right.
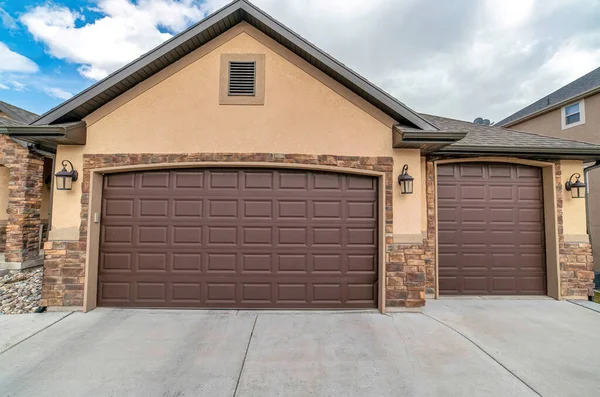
[[21, 0, 208, 80], [10, 81, 25, 91], [43, 87, 73, 100], [0, 42, 38, 73], [0, 7, 17, 30], [198, 0, 600, 121], [18, 0, 600, 121], [0, 83, 8, 90]]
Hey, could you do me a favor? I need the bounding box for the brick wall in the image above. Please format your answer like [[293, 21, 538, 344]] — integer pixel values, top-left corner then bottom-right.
[[0, 223, 6, 253], [0, 135, 45, 264], [40, 241, 85, 307]]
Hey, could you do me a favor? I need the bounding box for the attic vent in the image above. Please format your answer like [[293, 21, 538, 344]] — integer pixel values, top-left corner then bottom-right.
[[228, 61, 256, 96]]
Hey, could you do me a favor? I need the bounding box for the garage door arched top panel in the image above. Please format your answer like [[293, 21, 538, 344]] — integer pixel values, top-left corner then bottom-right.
[[98, 168, 379, 309]]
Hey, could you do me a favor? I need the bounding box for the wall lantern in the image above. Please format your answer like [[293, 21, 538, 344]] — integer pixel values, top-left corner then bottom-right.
[[397, 164, 414, 194], [565, 173, 586, 199], [55, 160, 78, 191]]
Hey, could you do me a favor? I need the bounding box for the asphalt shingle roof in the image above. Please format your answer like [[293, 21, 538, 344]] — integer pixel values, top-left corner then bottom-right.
[[497, 66, 600, 126], [420, 114, 600, 152], [0, 101, 39, 125]]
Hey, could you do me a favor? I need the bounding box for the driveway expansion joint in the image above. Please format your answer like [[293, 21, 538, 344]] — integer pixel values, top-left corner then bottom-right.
[[420, 312, 543, 397], [0, 312, 74, 356], [233, 314, 258, 397]]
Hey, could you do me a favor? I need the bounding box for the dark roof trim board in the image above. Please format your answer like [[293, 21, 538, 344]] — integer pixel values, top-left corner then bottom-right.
[[498, 65, 600, 127], [31, 0, 437, 131], [0, 121, 87, 152], [393, 125, 467, 153]]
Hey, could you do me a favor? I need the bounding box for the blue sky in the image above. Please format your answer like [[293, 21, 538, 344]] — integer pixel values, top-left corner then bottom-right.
[[1, 0, 96, 114], [1, 0, 599, 121], [0, 0, 213, 115]]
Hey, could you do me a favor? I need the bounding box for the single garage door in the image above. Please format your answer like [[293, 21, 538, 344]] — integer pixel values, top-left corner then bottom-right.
[[437, 163, 546, 295], [98, 168, 378, 308]]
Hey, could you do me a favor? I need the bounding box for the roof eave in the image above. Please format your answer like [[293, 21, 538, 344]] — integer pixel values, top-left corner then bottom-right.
[[393, 126, 467, 153], [0, 122, 87, 150]]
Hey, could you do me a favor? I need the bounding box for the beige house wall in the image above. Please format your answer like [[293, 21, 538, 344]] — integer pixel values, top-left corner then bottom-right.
[[560, 160, 588, 240], [510, 92, 600, 143], [48, 23, 424, 243]]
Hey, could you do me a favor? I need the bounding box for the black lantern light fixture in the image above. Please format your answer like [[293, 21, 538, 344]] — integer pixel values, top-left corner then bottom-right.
[[397, 164, 414, 194], [565, 173, 586, 199], [55, 160, 78, 191]]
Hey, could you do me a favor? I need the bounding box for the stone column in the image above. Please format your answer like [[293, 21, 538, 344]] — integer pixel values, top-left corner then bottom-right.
[[5, 155, 44, 266]]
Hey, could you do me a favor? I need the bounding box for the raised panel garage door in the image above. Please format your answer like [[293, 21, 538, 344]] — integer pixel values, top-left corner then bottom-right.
[[437, 163, 546, 295], [98, 169, 378, 308]]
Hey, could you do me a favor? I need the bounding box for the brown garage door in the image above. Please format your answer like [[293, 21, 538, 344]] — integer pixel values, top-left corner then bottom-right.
[[98, 169, 378, 308], [437, 163, 546, 295]]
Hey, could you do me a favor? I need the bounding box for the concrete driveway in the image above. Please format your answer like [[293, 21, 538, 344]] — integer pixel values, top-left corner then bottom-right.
[[0, 300, 598, 397]]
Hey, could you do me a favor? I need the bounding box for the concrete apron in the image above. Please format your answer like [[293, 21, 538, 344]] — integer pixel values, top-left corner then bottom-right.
[[0, 301, 599, 397]]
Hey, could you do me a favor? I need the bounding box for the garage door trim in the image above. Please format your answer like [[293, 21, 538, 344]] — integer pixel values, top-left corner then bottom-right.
[[433, 158, 561, 299], [82, 161, 388, 312]]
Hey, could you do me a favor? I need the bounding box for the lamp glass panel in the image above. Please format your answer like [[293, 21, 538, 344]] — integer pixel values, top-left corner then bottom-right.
[[402, 179, 413, 194]]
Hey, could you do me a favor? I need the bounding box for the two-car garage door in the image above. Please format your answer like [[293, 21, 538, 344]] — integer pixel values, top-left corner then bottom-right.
[[437, 163, 547, 296], [98, 169, 378, 309]]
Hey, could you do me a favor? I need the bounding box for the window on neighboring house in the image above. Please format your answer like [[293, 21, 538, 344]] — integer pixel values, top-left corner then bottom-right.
[[561, 99, 585, 130]]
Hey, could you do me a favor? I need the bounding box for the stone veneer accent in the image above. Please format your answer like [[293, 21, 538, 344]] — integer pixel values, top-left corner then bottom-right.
[[42, 152, 432, 308], [0, 135, 45, 264], [0, 223, 6, 253]]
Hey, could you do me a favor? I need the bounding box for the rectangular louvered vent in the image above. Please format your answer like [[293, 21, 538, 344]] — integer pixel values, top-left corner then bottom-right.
[[228, 61, 256, 96]]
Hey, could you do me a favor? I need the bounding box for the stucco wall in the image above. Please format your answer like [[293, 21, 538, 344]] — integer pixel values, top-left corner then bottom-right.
[[510, 92, 600, 144], [561, 160, 588, 240], [49, 23, 423, 241], [0, 166, 8, 222]]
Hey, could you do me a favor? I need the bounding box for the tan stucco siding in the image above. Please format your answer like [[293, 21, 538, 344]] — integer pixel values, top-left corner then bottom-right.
[[510, 92, 600, 144], [0, 166, 8, 222], [561, 160, 588, 239], [392, 150, 423, 242], [49, 23, 424, 241]]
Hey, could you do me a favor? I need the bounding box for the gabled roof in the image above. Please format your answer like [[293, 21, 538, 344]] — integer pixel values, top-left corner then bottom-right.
[[0, 100, 39, 125], [31, 0, 437, 131], [497, 66, 600, 127], [421, 114, 600, 160]]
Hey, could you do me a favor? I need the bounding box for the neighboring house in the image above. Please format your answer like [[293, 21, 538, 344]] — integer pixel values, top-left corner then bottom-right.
[[1, 0, 599, 312], [497, 66, 600, 282], [0, 101, 53, 270]]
